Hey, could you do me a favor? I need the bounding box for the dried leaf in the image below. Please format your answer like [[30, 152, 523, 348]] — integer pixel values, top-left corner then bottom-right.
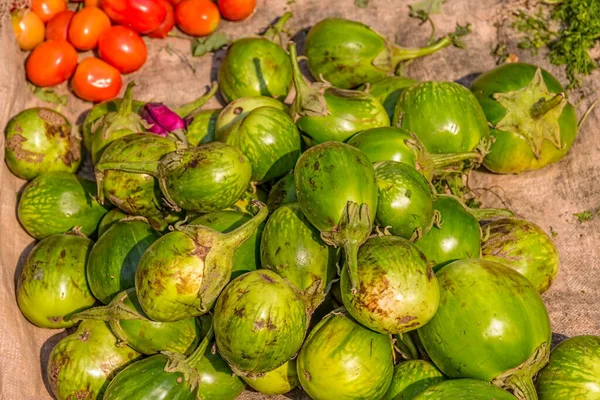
[[28, 84, 68, 106], [409, 0, 445, 21], [192, 33, 228, 57]]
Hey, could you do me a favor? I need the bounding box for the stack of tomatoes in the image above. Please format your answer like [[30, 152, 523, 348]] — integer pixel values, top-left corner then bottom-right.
[[11, 0, 256, 102]]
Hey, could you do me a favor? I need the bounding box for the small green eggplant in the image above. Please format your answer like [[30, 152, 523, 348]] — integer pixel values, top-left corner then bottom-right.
[[304, 18, 469, 89], [215, 95, 288, 137], [267, 172, 297, 212], [289, 42, 390, 144], [242, 360, 299, 396], [185, 108, 220, 146], [97, 208, 129, 237], [218, 12, 293, 102]]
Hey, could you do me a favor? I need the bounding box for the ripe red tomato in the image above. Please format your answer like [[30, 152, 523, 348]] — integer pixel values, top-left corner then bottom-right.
[[100, 0, 167, 34], [31, 0, 67, 23], [148, 0, 174, 38], [45, 10, 74, 41], [168, 0, 182, 6], [26, 40, 78, 87], [98, 26, 147, 74], [175, 0, 220, 36], [71, 57, 122, 102], [68, 7, 111, 51], [218, 0, 256, 21], [11, 9, 45, 51], [84, 0, 99, 6]]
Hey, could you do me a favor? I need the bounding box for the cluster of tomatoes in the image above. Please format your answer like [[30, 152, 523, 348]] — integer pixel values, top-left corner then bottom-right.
[[11, 0, 256, 102]]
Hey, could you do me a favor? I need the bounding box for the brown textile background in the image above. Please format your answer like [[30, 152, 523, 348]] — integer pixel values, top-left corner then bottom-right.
[[0, 0, 598, 398]]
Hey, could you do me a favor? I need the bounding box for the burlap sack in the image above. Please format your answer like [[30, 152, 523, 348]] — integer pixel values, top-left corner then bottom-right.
[[0, 0, 598, 398]]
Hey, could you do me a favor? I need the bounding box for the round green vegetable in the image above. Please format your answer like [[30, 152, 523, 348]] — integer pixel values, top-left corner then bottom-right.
[[361, 76, 417, 119], [4, 107, 81, 180], [294, 141, 378, 294], [385, 360, 445, 400], [536, 335, 600, 399], [289, 42, 389, 144], [17, 233, 96, 328], [374, 161, 434, 239], [470, 63, 578, 173], [267, 172, 297, 212], [18, 171, 109, 239], [190, 210, 265, 279], [185, 108, 220, 146], [217, 106, 301, 183], [242, 360, 299, 396], [135, 202, 267, 322], [341, 235, 439, 334], [215, 96, 287, 137], [481, 218, 559, 293], [393, 81, 490, 154], [260, 202, 337, 312], [97, 208, 129, 237], [413, 379, 517, 399], [87, 219, 160, 304], [297, 310, 394, 400], [47, 320, 141, 400], [218, 12, 292, 102], [214, 270, 308, 375], [417, 259, 552, 399]]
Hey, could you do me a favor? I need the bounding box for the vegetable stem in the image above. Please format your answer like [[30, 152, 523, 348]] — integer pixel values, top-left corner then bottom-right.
[[118, 82, 136, 119], [390, 36, 453, 63], [186, 324, 214, 369], [264, 12, 293, 45], [530, 93, 565, 119], [430, 152, 483, 170], [174, 82, 219, 118]]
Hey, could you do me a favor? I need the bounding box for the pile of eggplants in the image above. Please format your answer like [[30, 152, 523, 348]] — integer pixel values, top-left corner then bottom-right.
[[6, 11, 595, 400]]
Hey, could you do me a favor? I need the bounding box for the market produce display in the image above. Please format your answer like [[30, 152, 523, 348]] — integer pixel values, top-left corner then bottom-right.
[[4, 1, 600, 400]]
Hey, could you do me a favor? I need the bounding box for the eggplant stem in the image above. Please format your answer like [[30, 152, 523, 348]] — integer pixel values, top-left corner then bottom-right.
[[492, 342, 549, 400], [390, 36, 453, 63], [221, 201, 268, 248], [118, 82, 136, 119], [174, 82, 219, 118], [263, 11, 292, 46], [468, 207, 514, 221], [394, 333, 419, 360], [185, 324, 214, 369], [530, 93, 565, 119], [430, 152, 482, 170], [95, 161, 160, 177]]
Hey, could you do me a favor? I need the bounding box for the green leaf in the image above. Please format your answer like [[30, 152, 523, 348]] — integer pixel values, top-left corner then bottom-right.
[[28, 84, 68, 106], [355, 0, 369, 8], [192, 33, 228, 57], [574, 208, 599, 222], [409, 0, 445, 21]]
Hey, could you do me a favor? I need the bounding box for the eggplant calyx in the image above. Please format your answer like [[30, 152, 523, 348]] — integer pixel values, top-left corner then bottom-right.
[[468, 206, 514, 221], [96, 82, 147, 141], [263, 12, 293, 47], [288, 42, 331, 121], [492, 342, 549, 400], [71, 289, 150, 323], [286, 277, 326, 316], [174, 82, 219, 118], [321, 201, 372, 294], [94, 160, 161, 206], [493, 68, 567, 158], [393, 332, 419, 360]]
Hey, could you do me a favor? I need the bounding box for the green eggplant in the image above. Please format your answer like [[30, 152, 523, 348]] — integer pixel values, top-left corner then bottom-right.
[[393, 81, 490, 154], [103, 327, 244, 400], [218, 12, 293, 102], [87, 219, 161, 304], [289, 42, 390, 144], [135, 202, 267, 322], [185, 108, 220, 146], [217, 106, 301, 183], [360, 76, 417, 119], [4, 107, 81, 180], [536, 335, 600, 399], [17, 233, 96, 328], [470, 63, 578, 173], [215, 95, 288, 137], [190, 210, 265, 279], [304, 18, 468, 89], [385, 360, 445, 400], [294, 141, 378, 294], [74, 289, 201, 355], [418, 259, 552, 399], [242, 360, 299, 395], [413, 379, 517, 399], [90, 82, 147, 164], [297, 310, 394, 400], [481, 218, 559, 293], [347, 127, 483, 181], [213, 270, 308, 375], [95, 133, 180, 227], [374, 161, 435, 239], [341, 235, 439, 334], [82, 97, 145, 152], [97, 141, 252, 213], [267, 172, 297, 212], [47, 320, 141, 400], [260, 202, 337, 312], [97, 208, 129, 237], [18, 171, 110, 239]]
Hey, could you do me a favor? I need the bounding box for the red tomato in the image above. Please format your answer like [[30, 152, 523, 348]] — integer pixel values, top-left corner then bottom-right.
[[11, 9, 45, 51], [98, 26, 147, 74], [26, 40, 78, 87], [45, 10, 74, 41], [31, 0, 67, 23], [71, 57, 122, 102], [218, 0, 255, 21], [84, 0, 100, 6], [100, 0, 167, 34], [168, 0, 182, 6], [148, 0, 174, 38], [175, 0, 220, 37], [68, 7, 111, 51]]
